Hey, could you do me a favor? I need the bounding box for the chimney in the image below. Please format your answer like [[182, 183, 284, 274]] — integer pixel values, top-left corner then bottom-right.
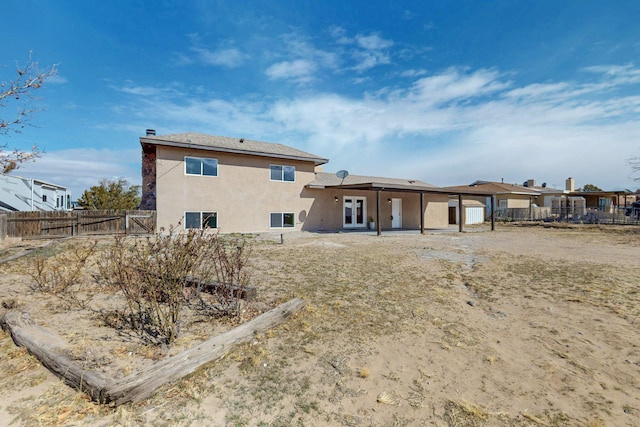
[[566, 177, 575, 192], [146, 129, 156, 136], [527, 179, 536, 188]]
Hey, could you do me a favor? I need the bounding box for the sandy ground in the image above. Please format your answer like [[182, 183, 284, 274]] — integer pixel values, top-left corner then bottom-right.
[[0, 224, 639, 426]]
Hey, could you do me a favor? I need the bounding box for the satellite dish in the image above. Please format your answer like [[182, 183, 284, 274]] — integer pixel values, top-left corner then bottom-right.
[[336, 170, 349, 179]]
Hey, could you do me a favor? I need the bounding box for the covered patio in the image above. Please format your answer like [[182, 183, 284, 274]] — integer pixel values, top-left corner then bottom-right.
[[317, 179, 497, 235]]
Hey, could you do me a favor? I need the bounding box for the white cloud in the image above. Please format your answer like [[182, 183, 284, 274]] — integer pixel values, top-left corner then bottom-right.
[[350, 33, 394, 72], [400, 69, 428, 78], [191, 46, 248, 68], [355, 34, 393, 50], [15, 148, 141, 198], [108, 64, 640, 191], [266, 59, 317, 83], [47, 74, 68, 85]]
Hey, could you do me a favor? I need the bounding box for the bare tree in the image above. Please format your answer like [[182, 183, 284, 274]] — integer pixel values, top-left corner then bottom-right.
[[1, 51, 57, 173], [630, 155, 640, 181]]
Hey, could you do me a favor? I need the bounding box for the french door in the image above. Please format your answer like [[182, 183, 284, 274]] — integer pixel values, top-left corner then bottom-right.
[[343, 197, 366, 228]]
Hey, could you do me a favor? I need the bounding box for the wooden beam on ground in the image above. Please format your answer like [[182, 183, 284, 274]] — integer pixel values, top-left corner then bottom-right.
[[0, 311, 109, 402], [105, 297, 306, 404], [184, 277, 257, 301], [1, 298, 307, 405]]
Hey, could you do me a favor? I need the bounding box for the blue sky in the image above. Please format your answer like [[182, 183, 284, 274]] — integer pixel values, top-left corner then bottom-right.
[[2, 1, 640, 198]]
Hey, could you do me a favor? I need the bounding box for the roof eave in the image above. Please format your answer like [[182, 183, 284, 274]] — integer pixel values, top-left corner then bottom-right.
[[141, 137, 329, 166]]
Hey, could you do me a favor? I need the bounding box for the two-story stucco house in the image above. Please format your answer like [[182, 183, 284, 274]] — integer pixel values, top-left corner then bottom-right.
[[140, 131, 451, 233]]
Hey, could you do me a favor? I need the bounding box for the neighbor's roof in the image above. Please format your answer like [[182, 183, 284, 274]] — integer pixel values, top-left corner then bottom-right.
[[140, 132, 329, 166], [443, 180, 541, 196]]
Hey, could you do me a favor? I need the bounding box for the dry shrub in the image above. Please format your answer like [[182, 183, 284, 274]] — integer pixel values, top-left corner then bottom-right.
[[98, 227, 252, 344], [27, 240, 98, 309]]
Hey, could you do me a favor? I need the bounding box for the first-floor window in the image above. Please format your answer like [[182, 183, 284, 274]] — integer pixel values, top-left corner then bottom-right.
[[270, 212, 294, 228], [185, 211, 218, 229]]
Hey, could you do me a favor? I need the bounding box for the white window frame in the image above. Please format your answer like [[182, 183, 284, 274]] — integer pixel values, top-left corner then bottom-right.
[[184, 211, 218, 230], [185, 156, 218, 177], [269, 164, 295, 182], [270, 212, 295, 228]]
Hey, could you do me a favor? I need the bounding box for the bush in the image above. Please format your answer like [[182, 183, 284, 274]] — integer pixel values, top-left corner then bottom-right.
[[98, 228, 252, 344], [28, 240, 98, 309]]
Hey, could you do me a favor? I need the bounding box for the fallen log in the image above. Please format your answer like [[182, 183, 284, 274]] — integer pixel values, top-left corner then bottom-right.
[[0, 311, 108, 402], [105, 297, 306, 404], [1, 297, 306, 405], [184, 276, 257, 300]]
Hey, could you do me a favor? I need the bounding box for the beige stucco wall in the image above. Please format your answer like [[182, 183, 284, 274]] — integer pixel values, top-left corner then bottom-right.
[[154, 145, 450, 233], [155, 146, 317, 233], [423, 194, 450, 228], [302, 190, 449, 231], [498, 195, 533, 209]]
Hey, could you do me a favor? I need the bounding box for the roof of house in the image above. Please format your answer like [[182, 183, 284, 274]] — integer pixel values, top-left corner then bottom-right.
[[308, 172, 437, 189], [140, 132, 329, 166], [0, 173, 69, 191], [442, 180, 541, 196], [309, 173, 507, 196]]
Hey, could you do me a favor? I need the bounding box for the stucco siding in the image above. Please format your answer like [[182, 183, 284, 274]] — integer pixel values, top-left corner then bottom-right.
[[155, 146, 316, 233], [504, 196, 531, 209], [300, 191, 449, 231], [423, 194, 449, 228]]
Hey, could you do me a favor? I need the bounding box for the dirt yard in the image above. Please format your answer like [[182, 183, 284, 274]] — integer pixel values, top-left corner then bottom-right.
[[1, 224, 639, 426]]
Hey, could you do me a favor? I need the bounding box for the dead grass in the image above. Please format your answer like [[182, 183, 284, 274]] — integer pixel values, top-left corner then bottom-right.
[[1, 226, 640, 426]]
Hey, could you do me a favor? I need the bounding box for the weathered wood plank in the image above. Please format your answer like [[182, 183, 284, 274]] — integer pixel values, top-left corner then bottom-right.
[[185, 276, 257, 300], [0, 311, 108, 402], [1, 298, 306, 405], [105, 297, 306, 404]]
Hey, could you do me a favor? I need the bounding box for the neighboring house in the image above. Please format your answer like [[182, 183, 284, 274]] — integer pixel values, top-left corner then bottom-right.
[[520, 178, 585, 217], [140, 131, 452, 233], [443, 180, 541, 222], [521, 178, 634, 215], [0, 174, 72, 212]]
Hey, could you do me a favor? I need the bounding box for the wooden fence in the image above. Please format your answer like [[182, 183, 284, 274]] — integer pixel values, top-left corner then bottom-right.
[[0, 214, 6, 241], [4, 210, 156, 238]]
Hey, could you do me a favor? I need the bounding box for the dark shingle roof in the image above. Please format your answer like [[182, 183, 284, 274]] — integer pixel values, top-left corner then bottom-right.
[[140, 132, 329, 165]]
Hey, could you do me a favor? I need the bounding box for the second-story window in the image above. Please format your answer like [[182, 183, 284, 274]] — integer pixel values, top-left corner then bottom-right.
[[185, 156, 218, 176], [270, 165, 295, 182]]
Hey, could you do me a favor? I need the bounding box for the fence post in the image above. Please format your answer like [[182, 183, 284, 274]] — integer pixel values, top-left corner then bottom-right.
[[0, 214, 6, 242]]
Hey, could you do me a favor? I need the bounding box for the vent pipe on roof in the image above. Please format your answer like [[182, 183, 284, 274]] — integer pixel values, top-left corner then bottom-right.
[[146, 129, 156, 136]]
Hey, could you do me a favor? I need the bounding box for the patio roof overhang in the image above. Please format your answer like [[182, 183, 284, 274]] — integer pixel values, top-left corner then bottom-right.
[[315, 181, 497, 197], [311, 181, 498, 234]]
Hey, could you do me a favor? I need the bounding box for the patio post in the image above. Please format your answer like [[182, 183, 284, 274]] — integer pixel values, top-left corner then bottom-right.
[[458, 194, 464, 232], [491, 195, 495, 231], [376, 190, 381, 236], [420, 192, 425, 234]]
